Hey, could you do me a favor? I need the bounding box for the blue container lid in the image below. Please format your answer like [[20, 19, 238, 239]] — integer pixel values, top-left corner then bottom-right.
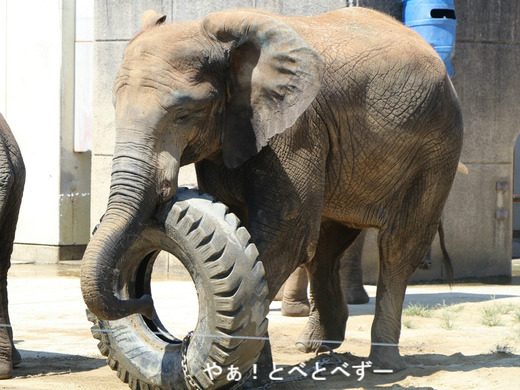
[[403, 0, 456, 27], [403, 0, 455, 8]]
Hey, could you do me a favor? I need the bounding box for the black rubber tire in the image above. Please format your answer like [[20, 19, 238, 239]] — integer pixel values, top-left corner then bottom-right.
[[87, 188, 269, 389]]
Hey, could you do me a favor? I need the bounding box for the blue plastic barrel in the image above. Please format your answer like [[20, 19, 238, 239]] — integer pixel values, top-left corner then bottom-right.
[[403, 0, 457, 76]]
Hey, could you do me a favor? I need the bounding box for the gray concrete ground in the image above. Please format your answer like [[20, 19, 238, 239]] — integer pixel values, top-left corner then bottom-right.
[[2, 256, 520, 389]]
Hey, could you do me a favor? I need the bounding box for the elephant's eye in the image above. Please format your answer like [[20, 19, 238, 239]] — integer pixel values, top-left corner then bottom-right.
[[174, 110, 191, 122], [175, 107, 205, 123]]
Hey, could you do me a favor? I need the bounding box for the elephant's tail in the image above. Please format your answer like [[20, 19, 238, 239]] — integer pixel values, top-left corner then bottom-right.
[[438, 219, 454, 285]]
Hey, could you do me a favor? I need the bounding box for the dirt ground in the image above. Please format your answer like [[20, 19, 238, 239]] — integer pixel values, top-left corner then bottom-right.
[[2, 262, 520, 390]]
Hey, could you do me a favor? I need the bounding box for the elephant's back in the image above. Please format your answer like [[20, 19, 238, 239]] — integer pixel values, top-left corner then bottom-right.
[[284, 7, 444, 84]]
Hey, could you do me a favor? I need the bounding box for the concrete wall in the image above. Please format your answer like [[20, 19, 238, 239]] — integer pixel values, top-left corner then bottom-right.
[[514, 136, 520, 232], [443, 0, 518, 281], [75, 0, 94, 153], [1, 0, 91, 262]]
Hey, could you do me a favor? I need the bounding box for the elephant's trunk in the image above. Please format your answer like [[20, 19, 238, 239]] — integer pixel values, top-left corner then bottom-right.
[[81, 142, 158, 321]]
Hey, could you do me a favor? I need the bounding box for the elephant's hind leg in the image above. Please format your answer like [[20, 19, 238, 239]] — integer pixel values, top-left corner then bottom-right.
[[369, 198, 447, 372], [340, 230, 370, 304], [296, 222, 360, 353], [281, 265, 310, 317]]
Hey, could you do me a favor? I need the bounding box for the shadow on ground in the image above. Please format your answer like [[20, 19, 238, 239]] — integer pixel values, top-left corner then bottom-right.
[[13, 350, 107, 379], [261, 350, 520, 389], [347, 291, 519, 317]]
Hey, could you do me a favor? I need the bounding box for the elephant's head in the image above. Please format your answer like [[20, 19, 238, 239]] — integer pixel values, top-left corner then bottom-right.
[[81, 9, 325, 320]]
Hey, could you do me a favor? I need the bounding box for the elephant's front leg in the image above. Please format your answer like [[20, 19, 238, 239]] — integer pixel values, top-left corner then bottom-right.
[[296, 222, 361, 353], [243, 176, 325, 383]]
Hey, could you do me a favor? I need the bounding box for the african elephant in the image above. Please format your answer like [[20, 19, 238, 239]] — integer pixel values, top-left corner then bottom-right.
[[0, 114, 25, 379], [81, 7, 463, 373]]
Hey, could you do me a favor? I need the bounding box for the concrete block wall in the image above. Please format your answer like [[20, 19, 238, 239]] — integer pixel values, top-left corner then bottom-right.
[[441, 0, 519, 281]]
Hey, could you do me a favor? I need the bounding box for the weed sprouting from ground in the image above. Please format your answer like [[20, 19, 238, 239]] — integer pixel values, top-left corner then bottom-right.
[[481, 306, 504, 327], [512, 308, 520, 323], [431, 301, 464, 330], [403, 303, 433, 318], [514, 328, 520, 342], [493, 302, 516, 315], [436, 300, 465, 313], [440, 310, 456, 330], [403, 319, 417, 329]]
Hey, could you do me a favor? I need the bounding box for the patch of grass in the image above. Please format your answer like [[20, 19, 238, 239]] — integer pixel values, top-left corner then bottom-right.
[[487, 296, 518, 315], [494, 302, 516, 315], [514, 328, 520, 342], [513, 309, 520, 324], [436, 300, 464, 313], [480, 306, 504, 327], [440, 311, 456, 330], [403, 319, 416, 329], [403, 303, 433, 318]]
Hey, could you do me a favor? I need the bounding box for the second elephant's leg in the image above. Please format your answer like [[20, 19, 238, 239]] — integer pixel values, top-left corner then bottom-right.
[[296, 222, 360, 353], [0, 218, 19, 378], [0, 277, 11, 379], [281, 265, 310, 317], [339, 230, 370, 304], [0, 174, 24, 378]]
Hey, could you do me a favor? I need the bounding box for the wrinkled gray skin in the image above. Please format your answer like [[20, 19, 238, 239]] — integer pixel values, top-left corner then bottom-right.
[[281, 230, 369, 318], [0, 114, 25, 379], [81, 7, 463, 372]]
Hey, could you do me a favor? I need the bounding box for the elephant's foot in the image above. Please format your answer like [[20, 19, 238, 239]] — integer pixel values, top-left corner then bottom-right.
[[281, 299, 310, 317], [343, 286, 370, 305], [368, 345, 407, 373], [295, 316, 343, 353], [0, 360, 12, 380]]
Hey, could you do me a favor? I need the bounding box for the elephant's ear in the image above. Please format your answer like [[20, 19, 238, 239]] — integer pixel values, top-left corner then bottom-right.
[[141, 10, 166, 29], [202, 11, 325, 168]]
